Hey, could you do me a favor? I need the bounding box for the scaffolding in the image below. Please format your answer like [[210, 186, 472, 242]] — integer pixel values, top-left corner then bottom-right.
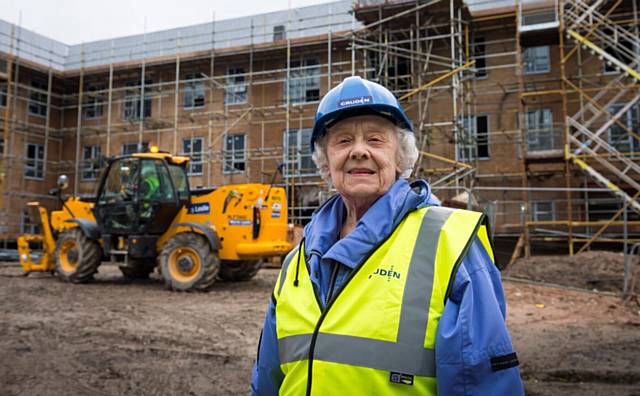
[[351, 0, 477, 194], [0, 0, 638, 255]]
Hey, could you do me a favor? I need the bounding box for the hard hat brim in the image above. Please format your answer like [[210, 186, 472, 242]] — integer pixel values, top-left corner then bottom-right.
[[311, 103, 413, 150]]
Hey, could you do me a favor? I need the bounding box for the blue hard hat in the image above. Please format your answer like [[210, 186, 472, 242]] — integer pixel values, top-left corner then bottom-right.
[[310, 76, 413, 150]]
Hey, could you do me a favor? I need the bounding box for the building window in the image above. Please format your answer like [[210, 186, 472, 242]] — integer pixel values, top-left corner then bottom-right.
[[284, 128, 316, 176], [183, 73, 205, 109], [587, 199, 640, 221], [224, 134, 246, 173], [28, 80, 48, 117], [602, 28, 634, 74], [287, 58, 320, 104], [523, 46, 550, 74], [273, 25, 286, 41], [121, 141, 149, 155], [182, 137, 204, 175], [526, 108, 554, 151], [365, 50, 381, 82], [473, 36, 487, 78], [82, 144, 101, 180], [608, 104, 640, 154], [123, 79, 152, 120], [21, 209, 40, 235], [532, 201, 555, 221], [83, 84, 104, 119], [458, 115, 490, 161], [0, 83, 6, 107], [25, 143, 45, 179], [225, 68, 247, 105]]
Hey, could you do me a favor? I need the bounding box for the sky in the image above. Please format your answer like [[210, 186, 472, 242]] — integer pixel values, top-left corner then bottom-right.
[[1, 0, 335, 45]]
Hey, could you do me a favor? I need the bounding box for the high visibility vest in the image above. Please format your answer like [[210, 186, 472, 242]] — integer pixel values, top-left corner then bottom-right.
[[142, 175, 160, 200], [272, 206, 494, 396]]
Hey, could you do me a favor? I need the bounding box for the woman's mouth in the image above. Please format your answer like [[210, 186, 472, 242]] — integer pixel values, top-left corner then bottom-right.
[[348, 168, 375, 176]]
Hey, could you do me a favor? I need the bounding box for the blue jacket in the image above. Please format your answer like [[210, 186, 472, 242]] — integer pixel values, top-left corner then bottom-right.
[[251, 179, 524, 395]]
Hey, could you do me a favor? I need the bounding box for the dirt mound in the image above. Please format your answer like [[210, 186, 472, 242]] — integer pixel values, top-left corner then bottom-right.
[[506, 251, 638, 294]]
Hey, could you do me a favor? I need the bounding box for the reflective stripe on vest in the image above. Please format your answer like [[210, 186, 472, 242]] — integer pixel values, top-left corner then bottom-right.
[[273, 206, 490, 396]]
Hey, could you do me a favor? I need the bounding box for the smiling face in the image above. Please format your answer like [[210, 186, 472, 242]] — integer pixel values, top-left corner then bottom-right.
[[325, 115, 400, 205]]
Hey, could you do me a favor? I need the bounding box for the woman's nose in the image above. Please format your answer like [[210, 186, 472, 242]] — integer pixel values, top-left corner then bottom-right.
[[350, 141, 370, 160]]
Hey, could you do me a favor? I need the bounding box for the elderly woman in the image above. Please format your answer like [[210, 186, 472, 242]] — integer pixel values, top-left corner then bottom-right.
[[251, 77, 523, 395]]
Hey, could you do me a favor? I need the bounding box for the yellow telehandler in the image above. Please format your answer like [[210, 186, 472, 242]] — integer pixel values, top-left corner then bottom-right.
[[18, 148, 291, 291]]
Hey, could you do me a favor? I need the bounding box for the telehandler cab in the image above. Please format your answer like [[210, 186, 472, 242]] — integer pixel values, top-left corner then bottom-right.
[[18, 148, 291, 291]]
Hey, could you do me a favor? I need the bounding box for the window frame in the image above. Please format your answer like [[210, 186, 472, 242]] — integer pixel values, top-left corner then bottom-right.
[[601, 27, 635, 75], [273, 25, 286, 41], [456, 114, 490, 161], [525, 108, 555, 152], [283, 128, 317, 177], [81, 144, 101, 181], [607, 103, 640, 155], [0, 83, 6, 108], [28, 80, 48, 118], [182, 137, 205, 176], [83, 84, 105, 120], [532, 201, 555, 222], [223, 133, 246, 174], [472, 36, 488, 79], [121, 141, 149, 155], [25, 142, 45, 180], [286, 57, 321, 105], [122, 79, 152, 120], [224, 67, 247, 105], [523, 45, 550, 75], [183, 73, 206, 109], [21, 209, 40, 235]]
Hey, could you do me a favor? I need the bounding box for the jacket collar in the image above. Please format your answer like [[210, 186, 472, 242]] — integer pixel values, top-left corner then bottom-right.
[[303, 179, 438, 269]]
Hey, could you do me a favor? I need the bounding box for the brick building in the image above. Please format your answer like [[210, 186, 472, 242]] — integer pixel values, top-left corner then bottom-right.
[[1, 0, 638, 255]]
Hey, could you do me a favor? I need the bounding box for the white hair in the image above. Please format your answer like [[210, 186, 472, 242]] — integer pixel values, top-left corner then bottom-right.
[[311, 127, 419, 185]]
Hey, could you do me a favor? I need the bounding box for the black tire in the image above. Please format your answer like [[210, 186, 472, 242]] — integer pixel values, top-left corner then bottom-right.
[[55, 228, 101, 283], [159, 233, 219, 291], [219, 260, 263, 281], [119, 259, 156, 279]]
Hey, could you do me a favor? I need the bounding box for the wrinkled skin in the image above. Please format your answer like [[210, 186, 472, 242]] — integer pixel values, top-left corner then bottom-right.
[[325, 115, 401, 236]]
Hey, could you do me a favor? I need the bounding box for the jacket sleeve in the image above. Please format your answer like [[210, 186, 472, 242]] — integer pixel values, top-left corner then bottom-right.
[[251, 299, 284, 396], [435, 238, 524, 396]]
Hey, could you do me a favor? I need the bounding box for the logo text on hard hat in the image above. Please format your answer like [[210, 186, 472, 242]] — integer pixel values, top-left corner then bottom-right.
[[338, 96, 373, 108]]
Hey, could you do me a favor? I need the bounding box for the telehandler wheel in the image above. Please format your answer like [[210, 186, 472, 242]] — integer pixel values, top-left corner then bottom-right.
[[119, 259, 156, 279], [219, 260, 263, 282], [159, 233, 219, 291], [55, 228, 101, 283]]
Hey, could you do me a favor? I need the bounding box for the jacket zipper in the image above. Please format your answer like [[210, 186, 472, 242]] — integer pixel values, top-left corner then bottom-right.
[[304, 210, 414, 396], [325, 263, 339, 307]]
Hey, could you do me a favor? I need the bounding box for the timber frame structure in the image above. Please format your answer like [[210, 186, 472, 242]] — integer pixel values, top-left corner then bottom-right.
[[0, 0, 638, 261]]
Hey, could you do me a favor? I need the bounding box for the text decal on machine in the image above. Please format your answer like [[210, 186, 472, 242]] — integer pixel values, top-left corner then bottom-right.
[[229, 219, 252, 226], [189, 202, 210, 214]]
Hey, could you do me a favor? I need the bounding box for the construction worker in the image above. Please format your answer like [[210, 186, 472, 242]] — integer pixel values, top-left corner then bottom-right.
[[139, 163, 161, 201], [251, 76, 523, 395]]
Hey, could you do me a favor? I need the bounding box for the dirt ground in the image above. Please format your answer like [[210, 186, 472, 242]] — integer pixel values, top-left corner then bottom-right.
[[506, 250, 640, 295], [1, 252, 639, 395]]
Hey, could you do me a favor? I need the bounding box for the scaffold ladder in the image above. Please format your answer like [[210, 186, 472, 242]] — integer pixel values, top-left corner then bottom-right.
[[563, 0, 640, 214]]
